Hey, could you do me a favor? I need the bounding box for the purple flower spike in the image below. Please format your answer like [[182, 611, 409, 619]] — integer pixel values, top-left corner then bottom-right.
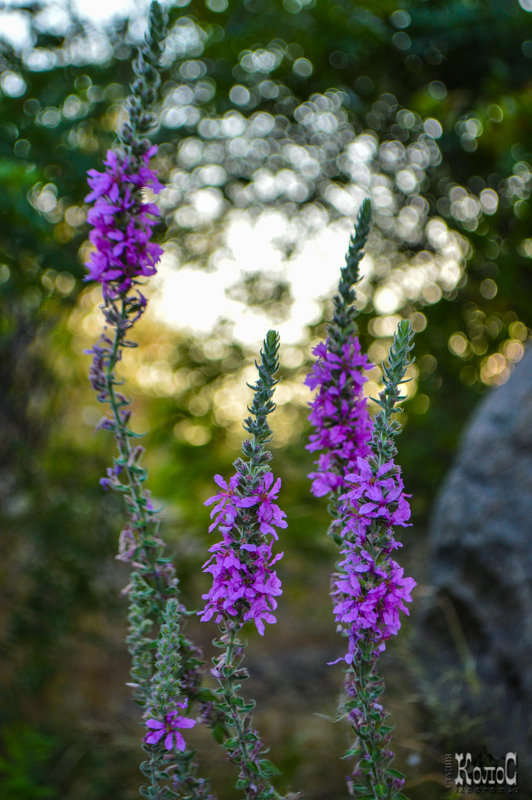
[[306, 202, 416, 795], [197, 331, 285, 795], [201, 466, 286, 636], [307, 328, 415, 663], [84, 146, 163, 296], [331, 540, 416, 659], [201, 472, 286, 637], [200, 540, 283, 636], [305, 336, 373, 498]]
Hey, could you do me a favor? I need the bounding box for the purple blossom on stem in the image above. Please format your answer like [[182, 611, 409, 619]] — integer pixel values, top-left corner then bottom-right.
[[204, 474, 256, 533], [331, 538, 416, 663], [340, 457, 412, 542], [305, 336, 373, 498], [198, 331, 287, 798], [84, 145, 163, 295], [200, 471, 285, 636], [84, 4, 217, 797], [306, 201, 416, 797], [145, 702, 197, 752], [201, 540, 283, 636], [255, 472, 287, 538]]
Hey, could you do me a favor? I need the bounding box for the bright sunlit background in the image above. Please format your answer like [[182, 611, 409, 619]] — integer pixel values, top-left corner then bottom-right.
[[0, 0, 471, 353], [1, 0, 152, 44]]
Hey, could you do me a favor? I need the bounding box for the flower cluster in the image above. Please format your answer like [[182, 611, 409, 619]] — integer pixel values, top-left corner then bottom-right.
[[84, 146, 163, 294], [330, 459, 414, 660], [200, 471, 286, 636], [332, 546, 415, 663], [305, 337, 373, 498], [340, 459, 412, 540]]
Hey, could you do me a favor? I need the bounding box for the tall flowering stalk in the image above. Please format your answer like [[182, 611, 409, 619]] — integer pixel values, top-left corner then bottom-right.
[[306, 202, 415, 799], [200, 331, 291, 800], [85, 4, 213, 798], [332, 322, 415, 800], [305, 200, 373, 523]]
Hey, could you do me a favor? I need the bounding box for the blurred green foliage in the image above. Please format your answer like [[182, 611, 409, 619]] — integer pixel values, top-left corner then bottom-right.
[[0, 725, 58, 799], [1, 0, 531, 797]]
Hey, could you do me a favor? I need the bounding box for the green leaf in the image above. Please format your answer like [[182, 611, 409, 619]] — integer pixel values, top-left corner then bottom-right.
[[223, 737, 239, 750], [212, 724, 225, 744], [195, 688, 216, 703], [349, 788, 374, 800], [259, 758, 282, 777], [388, 768, 405, 779]]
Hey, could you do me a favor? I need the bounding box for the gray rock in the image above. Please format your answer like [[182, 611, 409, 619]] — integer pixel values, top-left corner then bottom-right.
[[417, 346, 532, 786]]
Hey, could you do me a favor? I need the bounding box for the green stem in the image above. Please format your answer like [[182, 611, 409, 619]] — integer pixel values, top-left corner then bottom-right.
[[106, 302, 144, 514], [223, 628, 255, 792], [219, 631, 283, 800], [105, 296, 167, 606]]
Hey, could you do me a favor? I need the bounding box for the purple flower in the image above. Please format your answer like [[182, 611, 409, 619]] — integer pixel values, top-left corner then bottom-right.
[[340, 458, 412, 535], [305, 336, 373, 498], [307, 331, 415, 665], [204, 473, 256, 533], [99, 463, 124, 491], [255, 472, 287, 538], [319, 446, 414, 663], [200, 541, 283, 636], [331, 534, 416, 662], [144, 705, 196, 752], [84, 146, 164, 295], [200, 469, 286, 635]]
